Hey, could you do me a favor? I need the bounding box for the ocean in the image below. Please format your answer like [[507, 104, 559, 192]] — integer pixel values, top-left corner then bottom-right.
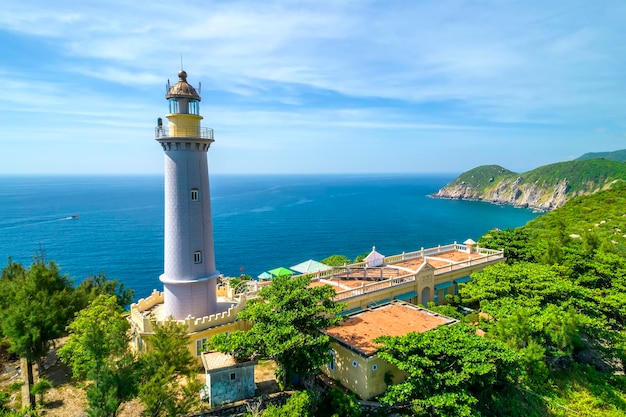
[[0, 174, 540, 300]]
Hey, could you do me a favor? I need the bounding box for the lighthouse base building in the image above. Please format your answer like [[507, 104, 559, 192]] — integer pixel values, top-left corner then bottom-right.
[[129, 288, 247, 361]]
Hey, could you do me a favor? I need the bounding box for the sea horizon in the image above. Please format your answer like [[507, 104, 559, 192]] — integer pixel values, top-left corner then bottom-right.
[[0, 173, 541, 300]]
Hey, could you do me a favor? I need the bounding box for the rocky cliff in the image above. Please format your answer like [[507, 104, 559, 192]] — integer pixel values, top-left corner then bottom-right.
[[432, 159, 626, 211]]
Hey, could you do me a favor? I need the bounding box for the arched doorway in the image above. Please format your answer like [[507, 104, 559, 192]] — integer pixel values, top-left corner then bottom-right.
[[421, 287, 431, 305]]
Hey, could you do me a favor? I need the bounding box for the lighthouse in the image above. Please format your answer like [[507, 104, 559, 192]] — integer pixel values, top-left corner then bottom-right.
[[156, 69, 219, 319]]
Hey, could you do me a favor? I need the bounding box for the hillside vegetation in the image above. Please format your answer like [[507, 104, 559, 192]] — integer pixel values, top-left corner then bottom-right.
[[577, 149, 626, 163], [459, 184, 626, 416], [433, 157, 626, 210], [360, 184, 626, 416]]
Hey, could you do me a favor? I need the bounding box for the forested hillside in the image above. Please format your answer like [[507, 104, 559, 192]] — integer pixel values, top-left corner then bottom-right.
[[466, 183, 626, 416], [577, 149, 626, 163], [432, 158, 626, 210]]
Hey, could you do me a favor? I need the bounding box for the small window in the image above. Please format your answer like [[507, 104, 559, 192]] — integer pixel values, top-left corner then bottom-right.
[[194, 251, 202, 264], [195, 337, 207, 357], [352, 360, 359, 368], [328, 349, 336, 372], [230, 372, 236, 380], [191, 189, 199, 201], [372, 364, 378, 371]]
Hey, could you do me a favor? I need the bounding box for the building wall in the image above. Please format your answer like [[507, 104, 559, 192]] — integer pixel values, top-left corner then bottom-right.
[[129, 291, 251, 365], [323, 342, 406, 401], [190, 320, 251, 365], [206, 364, 256, 407], [133, 319, 249, 366], [340, 268, 434, 312]]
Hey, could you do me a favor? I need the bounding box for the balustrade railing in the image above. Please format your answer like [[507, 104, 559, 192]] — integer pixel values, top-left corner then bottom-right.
[[333, 273, 415, 301], [244, 243, 504, 302], [432, 252, 504, 274], [155, 126, 214, 139]]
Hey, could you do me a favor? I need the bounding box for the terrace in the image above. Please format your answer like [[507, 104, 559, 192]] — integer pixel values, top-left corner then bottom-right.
[[244, 242, 504, 303]]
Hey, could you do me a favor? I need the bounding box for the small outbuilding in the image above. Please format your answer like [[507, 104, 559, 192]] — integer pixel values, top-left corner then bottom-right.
[[201, 351, 258, 407], [364, 246, 385, 267], [323, 301, 457, 400], [290, 259, 332, 274], [463, 238, 476, 254]]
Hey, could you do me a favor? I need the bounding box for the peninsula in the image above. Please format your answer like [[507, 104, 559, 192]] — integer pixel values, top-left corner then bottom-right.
[[432, 151, 626, 211]]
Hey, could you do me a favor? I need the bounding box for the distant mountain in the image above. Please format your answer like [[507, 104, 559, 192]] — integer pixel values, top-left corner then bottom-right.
[[432, 159, 626, 211], [576, 149, 626, 163]]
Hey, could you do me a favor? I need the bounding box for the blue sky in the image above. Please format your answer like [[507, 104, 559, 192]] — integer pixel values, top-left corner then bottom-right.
[[1, 0, 625, 175]]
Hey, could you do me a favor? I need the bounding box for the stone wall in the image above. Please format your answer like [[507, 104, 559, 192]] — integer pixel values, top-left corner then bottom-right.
[[190, 392, 399, 417], [192, 391, 292, 416]]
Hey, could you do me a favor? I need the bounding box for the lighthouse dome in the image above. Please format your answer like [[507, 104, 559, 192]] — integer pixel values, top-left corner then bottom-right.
[[166, 70, 201, 101]]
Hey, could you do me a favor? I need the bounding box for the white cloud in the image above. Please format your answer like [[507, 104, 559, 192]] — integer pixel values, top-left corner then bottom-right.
[[1, 0, 625, 174]]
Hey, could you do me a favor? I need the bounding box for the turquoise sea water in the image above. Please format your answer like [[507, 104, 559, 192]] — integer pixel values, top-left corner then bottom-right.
[[0, 174, 541, 300]]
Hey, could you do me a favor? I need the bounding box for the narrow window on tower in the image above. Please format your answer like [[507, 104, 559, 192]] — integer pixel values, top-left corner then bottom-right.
[[190, 188, 199, 201], [194, 251, 202, 264]]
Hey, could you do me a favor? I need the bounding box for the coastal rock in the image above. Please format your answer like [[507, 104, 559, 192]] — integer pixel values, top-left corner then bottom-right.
[[432, 158, 626, 211], [434, 178, 572, 211]]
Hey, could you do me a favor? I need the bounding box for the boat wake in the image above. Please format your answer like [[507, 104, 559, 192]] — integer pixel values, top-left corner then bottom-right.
[[0, 215, 79, 230]]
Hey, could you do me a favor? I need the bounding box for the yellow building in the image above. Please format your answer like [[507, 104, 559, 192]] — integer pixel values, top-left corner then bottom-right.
[[255, 240, 504, 311], [323, 301, 457, 400], [128, 240, 503, 363]]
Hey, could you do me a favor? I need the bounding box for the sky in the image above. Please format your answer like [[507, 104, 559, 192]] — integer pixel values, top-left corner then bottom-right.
[[1, 0, 625, 175]]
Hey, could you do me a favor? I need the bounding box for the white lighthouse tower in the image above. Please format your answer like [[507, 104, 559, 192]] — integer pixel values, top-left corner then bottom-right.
[[156, 69, 219, 319]]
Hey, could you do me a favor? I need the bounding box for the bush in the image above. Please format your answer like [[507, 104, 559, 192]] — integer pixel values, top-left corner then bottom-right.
[[319, 388, 361, 417]]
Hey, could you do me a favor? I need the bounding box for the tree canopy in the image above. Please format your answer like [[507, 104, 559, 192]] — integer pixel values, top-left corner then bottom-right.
[[452, 184, 626, 414], [376, 324, 519, 417], [209, 274, 344, 388], [321, 255, 351, 267], [0, 259, 76, 407], [138, 320, 201, 417], [0, 259, 75, 364], [74, 273, 134, 310], [58, 295, 137, 417]]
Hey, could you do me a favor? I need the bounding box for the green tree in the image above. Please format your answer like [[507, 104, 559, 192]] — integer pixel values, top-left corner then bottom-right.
[[259, 390, 315, 417], [318, 388, 361, 417], [0, 391, 9, 411], [478, 228, 536, 263], [321, 255, 351, 267], [58, 295, 136, 417], [426, 302, 465, 321], [353, 252, 369, 263], [138, 320, 201, 417], [74, 273, 134, 310], [376, 324, 519, 417], [209, 274, 344, 388], [0, 259, 75, 408], [30, 379, 52, 406]]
